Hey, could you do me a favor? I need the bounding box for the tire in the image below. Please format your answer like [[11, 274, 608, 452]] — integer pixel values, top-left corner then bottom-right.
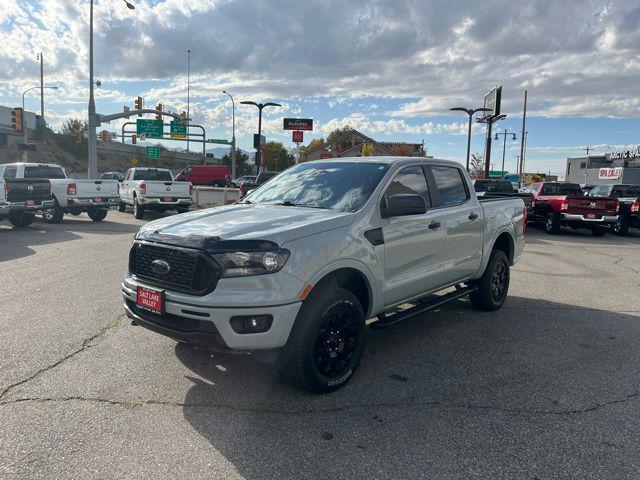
[[8, 211, 35, 228], [133, 199, 145, 219], [280, 285, 365, 393], [543, 212, 560, 234], [469, 249, 510, 312], [68, 207, 83, 216], [87, 207, 108, 222], [118, 202, 127, 213], [43, 201, 64, 224], [591, 226, 607, 237], [613, 216, 629, 236]]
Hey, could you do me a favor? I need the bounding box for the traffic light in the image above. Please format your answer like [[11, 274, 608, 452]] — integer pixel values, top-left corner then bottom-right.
[[131, 134, 137, 145], [11, 108, 23, 132], [101, 130, 109, 142], [155, 103, 163, 121], [179, 110, 187, 124], [134, 96, 143, 116]]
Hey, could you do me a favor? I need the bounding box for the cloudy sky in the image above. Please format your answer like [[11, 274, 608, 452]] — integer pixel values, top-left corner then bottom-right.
[[1, 0, 639, 173]]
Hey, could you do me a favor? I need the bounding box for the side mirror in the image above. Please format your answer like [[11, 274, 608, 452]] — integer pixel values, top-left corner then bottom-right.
[[383, 194, 426, 218]]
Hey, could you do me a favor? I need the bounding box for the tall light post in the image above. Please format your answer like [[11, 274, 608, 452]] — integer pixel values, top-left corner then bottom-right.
[[222, 90, 236, 179], [449, 106, 491, 172], [22, 85, 58, 160], [494, 129, 517, 179], [88, 0, 135, 179], [186, 48, 191, 153], [240, 101, 282, 172]]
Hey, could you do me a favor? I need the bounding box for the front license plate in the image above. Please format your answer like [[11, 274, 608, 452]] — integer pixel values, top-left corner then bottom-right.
[[136, 286, 164, 314], [93, 197, 103, 203], [163, 197, 172, 202], [586, 213, 596, 219], [25, 200, 35, 206]]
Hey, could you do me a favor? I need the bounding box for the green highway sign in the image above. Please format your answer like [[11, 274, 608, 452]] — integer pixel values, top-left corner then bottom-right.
[[136, 119, 163, 138], [170, 121, 187, 139], [146, 146, 161, 159], [210, 139, 231, 145]]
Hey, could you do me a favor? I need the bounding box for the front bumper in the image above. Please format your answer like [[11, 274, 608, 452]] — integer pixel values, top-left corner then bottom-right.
[[68, 197, 120, 208], [560, 213, 618, 224], [138, 197, 193, 207], [8, 199, 56, 213], [122, 281, 302, 351]]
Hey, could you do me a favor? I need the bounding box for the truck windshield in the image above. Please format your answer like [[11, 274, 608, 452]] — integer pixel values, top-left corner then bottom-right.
[[133, 170, 173, 181], [540, 184, 583, 196], [24, 165, 66, 179], [245, 162, 390, 212]]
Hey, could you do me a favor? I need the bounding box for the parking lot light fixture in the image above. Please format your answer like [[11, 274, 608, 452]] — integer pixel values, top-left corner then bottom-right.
[[449, 107, 491, 172], [240, 101, 282, 172]]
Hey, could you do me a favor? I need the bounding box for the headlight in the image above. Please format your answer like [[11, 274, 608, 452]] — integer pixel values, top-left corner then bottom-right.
[[212, 249, 290, 278]]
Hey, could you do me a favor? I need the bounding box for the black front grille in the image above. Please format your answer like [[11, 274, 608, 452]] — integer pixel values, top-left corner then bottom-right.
[[129, 241, 220, 295]]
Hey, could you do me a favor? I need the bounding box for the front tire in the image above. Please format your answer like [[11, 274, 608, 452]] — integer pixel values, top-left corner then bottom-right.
[[43, 201, 64, 224], [87, 207, 108, 222], [8, 211, 35, 228], [544, 212, 560, 234], [469, 249, 510, 311], [280, 285, 365, 393], [133, 199, 144, 219]]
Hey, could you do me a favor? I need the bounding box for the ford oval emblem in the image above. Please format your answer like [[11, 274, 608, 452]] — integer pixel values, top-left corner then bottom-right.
[[151, 259, 171, 275]]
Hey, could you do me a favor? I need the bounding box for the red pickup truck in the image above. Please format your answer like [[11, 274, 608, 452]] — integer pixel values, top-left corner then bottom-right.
[[523, 182, 618, 236]]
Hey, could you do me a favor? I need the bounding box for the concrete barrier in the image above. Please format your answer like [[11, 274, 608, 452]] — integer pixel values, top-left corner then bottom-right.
[[193, 186, 239, 209]]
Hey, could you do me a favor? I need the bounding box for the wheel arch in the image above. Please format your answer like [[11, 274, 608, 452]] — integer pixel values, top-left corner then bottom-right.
[[492, 231, 514, 264]]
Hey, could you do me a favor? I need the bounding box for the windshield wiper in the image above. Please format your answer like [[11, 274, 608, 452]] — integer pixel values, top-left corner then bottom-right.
[[272, 201, 329, 209]]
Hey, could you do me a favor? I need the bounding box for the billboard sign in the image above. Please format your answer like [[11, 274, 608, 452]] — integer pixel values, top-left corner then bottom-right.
[[283, 118, 313, 131], [482, 86, 502, 120], [292, 131, 304, 143], [598, 167, 622, 179]]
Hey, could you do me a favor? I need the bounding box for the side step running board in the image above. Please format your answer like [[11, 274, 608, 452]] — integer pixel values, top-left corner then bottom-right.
[[370, 285, 478, 329]]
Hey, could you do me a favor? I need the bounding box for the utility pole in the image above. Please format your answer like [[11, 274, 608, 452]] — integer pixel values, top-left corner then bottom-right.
[[39, 52, 44, 132], [518, 90, 527, 186], [494, 129, 517, 179], [186, 49, 191, 153], [222, 90, 236, 179]]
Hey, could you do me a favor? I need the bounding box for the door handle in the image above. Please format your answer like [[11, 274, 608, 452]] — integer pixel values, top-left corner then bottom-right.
[[428, 221, 441, 230], [469, 213, 479, 220]]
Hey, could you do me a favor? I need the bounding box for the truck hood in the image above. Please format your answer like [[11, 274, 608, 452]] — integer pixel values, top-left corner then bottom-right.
[[135, 203, 354, 249]]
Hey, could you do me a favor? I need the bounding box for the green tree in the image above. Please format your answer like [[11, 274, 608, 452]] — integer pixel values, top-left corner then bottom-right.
[[60, 118, 87, 139], [303, 137, 325, 152], [469, 154, 485, 179], [220, 148, 252, 177], [263, 141, 295, 172], [326, 125, 352, 143]]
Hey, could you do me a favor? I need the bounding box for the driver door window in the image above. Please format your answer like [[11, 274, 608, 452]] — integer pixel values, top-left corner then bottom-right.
[[383, 166, 431, 213]]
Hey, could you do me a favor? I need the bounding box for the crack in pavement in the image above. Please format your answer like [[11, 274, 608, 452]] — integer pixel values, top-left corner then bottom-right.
[[580, 247, 640, 275], [0, 314, 127, 401], [1, 391, 638, 418]]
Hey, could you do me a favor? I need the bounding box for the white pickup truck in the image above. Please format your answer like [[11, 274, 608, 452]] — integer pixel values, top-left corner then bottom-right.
[[119, 167, 193, 219], [123, 157, 526, 393], [1, 163, 119, 223]]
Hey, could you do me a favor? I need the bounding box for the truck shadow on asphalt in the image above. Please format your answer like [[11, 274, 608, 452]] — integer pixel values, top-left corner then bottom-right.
[[173, 296, 640, 479]]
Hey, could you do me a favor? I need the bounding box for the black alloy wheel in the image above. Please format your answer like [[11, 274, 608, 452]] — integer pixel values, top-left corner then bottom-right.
[[313, 304, 359, 378]]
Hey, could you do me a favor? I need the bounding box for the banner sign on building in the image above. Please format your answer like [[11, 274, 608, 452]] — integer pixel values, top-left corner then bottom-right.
[[283, 118, 313, 131], [598, 167, 622, 179]]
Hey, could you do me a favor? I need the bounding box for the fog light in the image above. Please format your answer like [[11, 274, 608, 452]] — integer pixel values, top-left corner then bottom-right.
[[229, 315, 273, 334]]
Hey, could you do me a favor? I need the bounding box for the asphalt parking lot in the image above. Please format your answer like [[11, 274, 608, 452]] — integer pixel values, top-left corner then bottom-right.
[[1, 211, 639, 479]]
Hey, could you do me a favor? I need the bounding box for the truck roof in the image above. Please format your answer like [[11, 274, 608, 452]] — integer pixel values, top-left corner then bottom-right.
[[304, 156, 462, 168], [131, 167, 171, 171], [2, 162, 62, 168]]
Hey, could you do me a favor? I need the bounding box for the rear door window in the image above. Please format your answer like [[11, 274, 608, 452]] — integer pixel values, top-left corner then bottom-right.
[[431, 166, 469, 206]]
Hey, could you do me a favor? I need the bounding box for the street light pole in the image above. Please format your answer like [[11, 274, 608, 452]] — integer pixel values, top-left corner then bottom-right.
[[240, 101, 282, 172], [449, 107, 491, 172], [87, 0, 135, 179], [222, 90, 236, 179], [494, 129, 517, 179], [187, 48, 191, 153], [22, 85, 58, 161]]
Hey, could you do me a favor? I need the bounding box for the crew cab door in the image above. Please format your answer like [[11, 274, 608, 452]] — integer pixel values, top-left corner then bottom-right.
[[381, 165, 446, 306], [428, 165, 483, 283]]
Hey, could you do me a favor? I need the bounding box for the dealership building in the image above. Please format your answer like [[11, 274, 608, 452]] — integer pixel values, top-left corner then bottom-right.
[[565, 147, 640, 185]]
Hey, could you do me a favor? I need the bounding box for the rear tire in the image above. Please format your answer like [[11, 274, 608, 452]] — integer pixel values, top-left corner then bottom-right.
[[87, 208, 108, 222], [280, 285, 365, 393], [8, 211, 35, 228], [469, 249, 510, 311], [43, 201, 64, 224], [613, 216, 629, 236], [117, 202, 127, 213], [133, 199, 144, 219], [544, 212, 560, 234]]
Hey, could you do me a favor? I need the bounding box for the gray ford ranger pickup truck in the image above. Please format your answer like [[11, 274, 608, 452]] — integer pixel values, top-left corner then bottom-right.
[[123, 157, 526, 393]]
